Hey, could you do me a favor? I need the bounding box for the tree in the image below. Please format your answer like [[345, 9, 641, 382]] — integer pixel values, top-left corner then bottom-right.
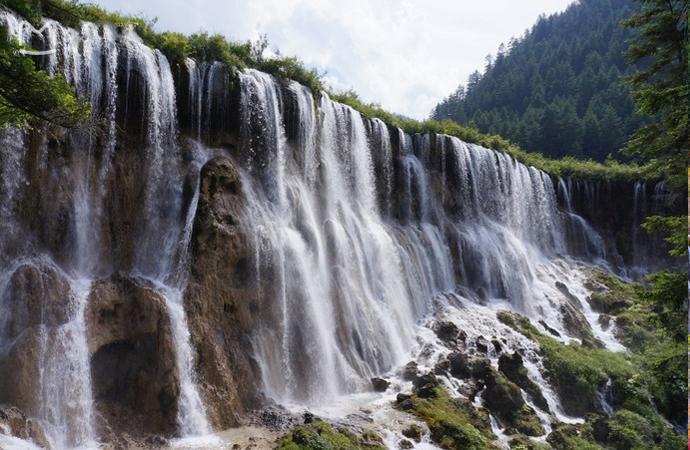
[[0, 1, 90, 128], [430, 0, 641, 161], [0, 29, 89, 128], [623, 0, 688, 189]]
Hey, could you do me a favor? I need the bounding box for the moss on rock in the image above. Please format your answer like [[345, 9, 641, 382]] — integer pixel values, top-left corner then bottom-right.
[[509, 434, 552, 450], [396, 386, 498, 450], [498, 352, 549, 412], [277, 419, 385, 450]]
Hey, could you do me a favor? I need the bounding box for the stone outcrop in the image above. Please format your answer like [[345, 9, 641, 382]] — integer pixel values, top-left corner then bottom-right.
[[86, 274, 179, 436], [1, 262, 72, 340], [0, 405, 50, 449], [0, 263, 72, 418], [184, 156, 263, 429]]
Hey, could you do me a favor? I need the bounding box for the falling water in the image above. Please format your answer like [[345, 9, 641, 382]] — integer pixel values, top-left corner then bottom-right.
[[235, 69, 624, 407], [0, 8, 677, 447], [0, 12, 210, 447]]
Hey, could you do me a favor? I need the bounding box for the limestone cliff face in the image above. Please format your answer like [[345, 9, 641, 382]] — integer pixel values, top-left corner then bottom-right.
[[0, 11, 684, 448], [86, 275, 180, 436], [184, 156, 262, 430]]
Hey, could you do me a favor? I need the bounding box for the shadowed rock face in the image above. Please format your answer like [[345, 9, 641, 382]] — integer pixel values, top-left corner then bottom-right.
[[184, 156, 262, 430], [86, 274, 179, 436], [0, 263, 72, 417]]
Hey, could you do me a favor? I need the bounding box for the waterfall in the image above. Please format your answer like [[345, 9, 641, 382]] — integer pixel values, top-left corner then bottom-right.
[[235, 69, 617, 405], [0, 8, 678, 447], [0, 12, 211, 447]]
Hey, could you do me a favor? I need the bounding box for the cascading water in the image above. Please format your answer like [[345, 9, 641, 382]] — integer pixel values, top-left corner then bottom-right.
[[0, 11, 210, 448], [235, 69, 622, 410], [0, 8, 679, 449]]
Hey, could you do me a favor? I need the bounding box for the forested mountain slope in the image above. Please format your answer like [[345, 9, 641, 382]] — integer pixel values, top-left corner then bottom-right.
[[432, 0, 641, 161]]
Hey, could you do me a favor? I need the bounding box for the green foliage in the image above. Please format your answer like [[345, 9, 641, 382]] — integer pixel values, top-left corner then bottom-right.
[[595, 409, 686, 450], [2, 0, 647, 181], [332, 90, 641, 181], [590, 271, 687, 427], [641, 216, 687, 258], [635, 271, 687, 342], [432, 0, 642, 162], [546, 423, 605, 450], [0, 26, 89, 127], [623, 0, 688, 190], [399, 386, 496, 450], [277, 420, 385, 450]]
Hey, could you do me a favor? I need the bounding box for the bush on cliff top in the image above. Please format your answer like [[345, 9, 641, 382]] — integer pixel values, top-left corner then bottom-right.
[[1, 0, 646, 181]]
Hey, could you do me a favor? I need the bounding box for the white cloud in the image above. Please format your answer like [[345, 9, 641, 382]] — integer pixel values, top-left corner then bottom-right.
[[94, 0, 573, 119]]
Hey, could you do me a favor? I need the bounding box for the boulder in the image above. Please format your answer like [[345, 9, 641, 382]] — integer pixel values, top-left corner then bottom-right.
[[433, 320, 465, 345], [86, 274, 180, 436], [413, 373, 439, 399], [400, 361, 419, 382], [0, 405, 50, 449], [0, 263, 73, 417], [475, 336, 489, 354], [401, 424, 423, 442], [370, 378, 390, 392], [1, 262, 72, 340], [482, 369, 544, 436], [184, 156, 263, 429], [498, 352, 549, 412], [560, 303, 601, 348], [448, 352, 471, 379]]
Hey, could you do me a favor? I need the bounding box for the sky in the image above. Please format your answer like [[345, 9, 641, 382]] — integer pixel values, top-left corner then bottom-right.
[[94, 0, 574, 120]]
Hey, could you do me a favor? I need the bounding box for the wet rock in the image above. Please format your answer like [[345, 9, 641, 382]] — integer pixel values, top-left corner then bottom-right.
[[560, 303, 602, 348], [396, 393, 412, 403], [398, 438, 414, 449], [185, 156, 263, 429], [555, 281, 581, 308], [401, 424, 423, 442], [86, 274, 180, 436], [598, 314, 611, 330], [433, 320, 466, 345], [371, 377, 390, 392], [491, 339, 503, 353], [448, 351, 471, 379], [470, 357, 492, 380], [1, 262, 72, 340], [0, 404, 50, 449], [0, 263, 74, 419], [475, 336, 489, 353], [458, 380, 483, 402], [482, 368, 544, 436], [401, 361, 419, 382], [248, 405, 297, 431], [398, 399, 414, 411], [414, 373, 439, 399], [433, 358, 450, 375], [144, 434, 169, 447], [303, 412, 314, 424], [498, 352, 549, 412], [539, 320, 562, 337]]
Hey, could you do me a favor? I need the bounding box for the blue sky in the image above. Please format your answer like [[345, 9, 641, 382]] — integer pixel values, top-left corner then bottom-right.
[[94, 0, 574, 119]]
